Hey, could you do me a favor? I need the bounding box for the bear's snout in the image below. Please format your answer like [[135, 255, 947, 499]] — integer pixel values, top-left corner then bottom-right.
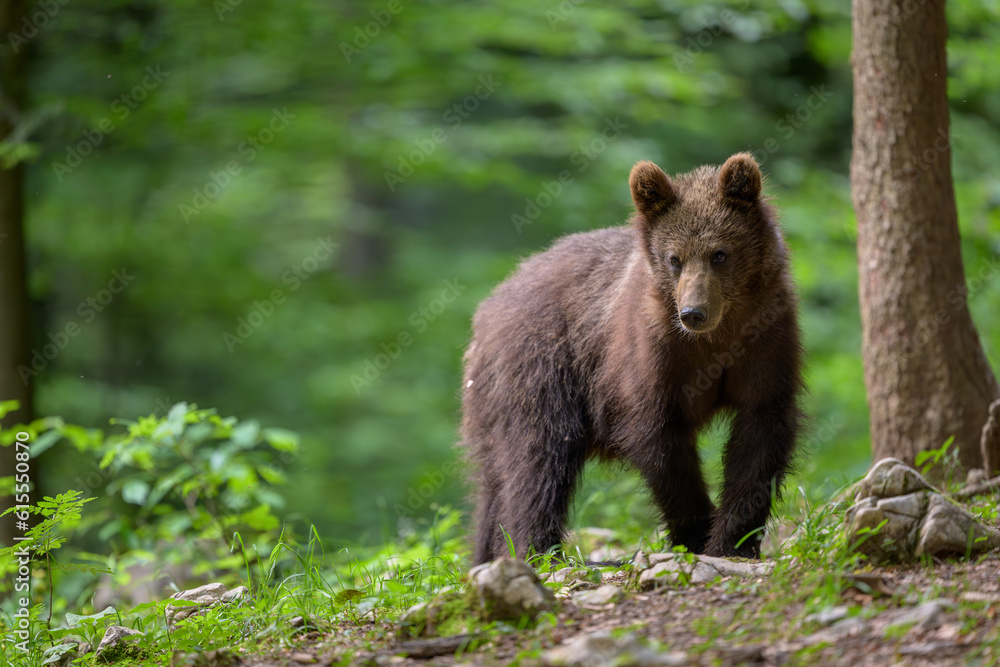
[[679, 306, 708, 329]]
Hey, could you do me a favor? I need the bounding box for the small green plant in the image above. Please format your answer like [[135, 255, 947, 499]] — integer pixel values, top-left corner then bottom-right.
[[915, 435, 959, 484]]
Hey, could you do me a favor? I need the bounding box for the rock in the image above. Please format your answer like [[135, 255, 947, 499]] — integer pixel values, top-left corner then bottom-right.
[[95, 625, 144, 662], [638, 560, 687, 589], [636, 554, 773, 590], [847, 486, 1000, 562], [397, 588, 469, 638], [167, 582, 250, 626], [572, 585, 621, 606], [962, 591, 1000, 604], [588, 546, 629, 562], [966, 468, 987, 488], [698, 555, 773, 578], [802, 617, 870, 645], [806, 606, 849, 626], [471, 558, 555, 621], [916, 494, 1000, 557], [546, 566, 590, 584], [845, 494, 925, 562], [883, 599, 954, 633], [221, 585, 249, 603], [170, 582, 228, 603], [897, 642, 961, 657], [289, 652, 315, 663], [575, 527, 617, 542], [853, 458, 934, 501], [544, 631, 687, 666]]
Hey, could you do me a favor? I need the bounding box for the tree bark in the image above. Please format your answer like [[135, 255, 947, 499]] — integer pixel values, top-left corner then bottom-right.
[[851, 0, 1000, 473], [1, 0, 33, 547]]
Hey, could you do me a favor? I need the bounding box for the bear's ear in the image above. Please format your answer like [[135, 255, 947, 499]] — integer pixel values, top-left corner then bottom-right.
[[629, 160, 677, 221], [718, 152, 762, 205]]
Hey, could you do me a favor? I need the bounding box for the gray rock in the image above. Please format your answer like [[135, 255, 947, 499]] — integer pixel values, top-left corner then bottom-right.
[[806, 606, 849, 626], [966, 468, 987, 488], [853, 458, 934, 501], [588, 546, 629, 562], [916, 494, 1000, 557], [221, 585, 249, 603], [95, 625, 144, 661], [638, 560, 688, 589], [698, 555, 773, 578], [802, 617, 870, 645], [572, 585, 621, 606], [170, 582, 228, 603], [546, 566, 590, 584], [636, 553, 772, 590], [897, 642, 960, 657], [883, 599, 954, 633], [845, 494, 924, 562], [544, 631, 687, 666], [167, 582, 248, 626], [471, 558, 555, 621], [847, 480, 1000, 562]]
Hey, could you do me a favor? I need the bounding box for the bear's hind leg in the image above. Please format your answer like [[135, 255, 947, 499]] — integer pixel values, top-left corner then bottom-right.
[[472, 474, 502, 565], [494, 433, 588, 561]]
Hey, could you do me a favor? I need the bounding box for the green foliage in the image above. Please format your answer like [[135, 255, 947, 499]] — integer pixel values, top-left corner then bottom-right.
[[914, 436, 960, 483]]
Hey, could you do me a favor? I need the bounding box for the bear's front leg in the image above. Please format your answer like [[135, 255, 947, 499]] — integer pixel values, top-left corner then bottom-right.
[[706, 396, 799, 558], [633, 425, 716, 554]]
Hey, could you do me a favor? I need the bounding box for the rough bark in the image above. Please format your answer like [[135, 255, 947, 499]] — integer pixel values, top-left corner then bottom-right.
[[1, 0, 33, 547], [850, 0, 1000, 472]]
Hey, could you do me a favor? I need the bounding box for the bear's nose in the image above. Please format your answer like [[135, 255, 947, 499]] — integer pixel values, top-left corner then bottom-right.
[[680, 306, 708, 328]]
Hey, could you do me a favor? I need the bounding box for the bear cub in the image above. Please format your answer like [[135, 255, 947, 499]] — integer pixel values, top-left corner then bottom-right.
[[462, 153, 803, 564]]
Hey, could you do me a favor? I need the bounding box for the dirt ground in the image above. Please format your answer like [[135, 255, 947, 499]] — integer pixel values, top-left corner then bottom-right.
[[243, 553, 1000, 667]]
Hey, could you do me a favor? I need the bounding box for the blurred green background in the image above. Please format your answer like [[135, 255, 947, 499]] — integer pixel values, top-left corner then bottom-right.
[[17, 0, 1000, 548]]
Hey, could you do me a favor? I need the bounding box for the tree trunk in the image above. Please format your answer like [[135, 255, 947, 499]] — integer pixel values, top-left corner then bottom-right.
[[1, 0, 33, 547], [850, 0, 1000, 473]]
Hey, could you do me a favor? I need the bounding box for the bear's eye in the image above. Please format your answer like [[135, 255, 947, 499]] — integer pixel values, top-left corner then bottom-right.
[[669, 256, 681, 270], [712, 250, 727, 265]]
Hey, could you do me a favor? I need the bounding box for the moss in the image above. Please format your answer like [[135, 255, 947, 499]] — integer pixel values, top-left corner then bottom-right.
[[398, 588, 480, 639]]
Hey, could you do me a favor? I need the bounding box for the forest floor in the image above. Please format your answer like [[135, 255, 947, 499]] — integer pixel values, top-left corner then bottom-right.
[[237, 551, 1000, 667]]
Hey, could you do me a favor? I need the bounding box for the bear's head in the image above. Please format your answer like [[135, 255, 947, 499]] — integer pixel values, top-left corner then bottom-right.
[[628, 153, 784, 335]]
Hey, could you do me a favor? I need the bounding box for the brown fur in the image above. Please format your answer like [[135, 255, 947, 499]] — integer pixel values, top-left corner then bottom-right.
[[461, 153, 803, 564]]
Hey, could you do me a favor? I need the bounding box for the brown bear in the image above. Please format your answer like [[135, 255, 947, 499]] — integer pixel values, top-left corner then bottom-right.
[[461, 153, 803, 564]]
